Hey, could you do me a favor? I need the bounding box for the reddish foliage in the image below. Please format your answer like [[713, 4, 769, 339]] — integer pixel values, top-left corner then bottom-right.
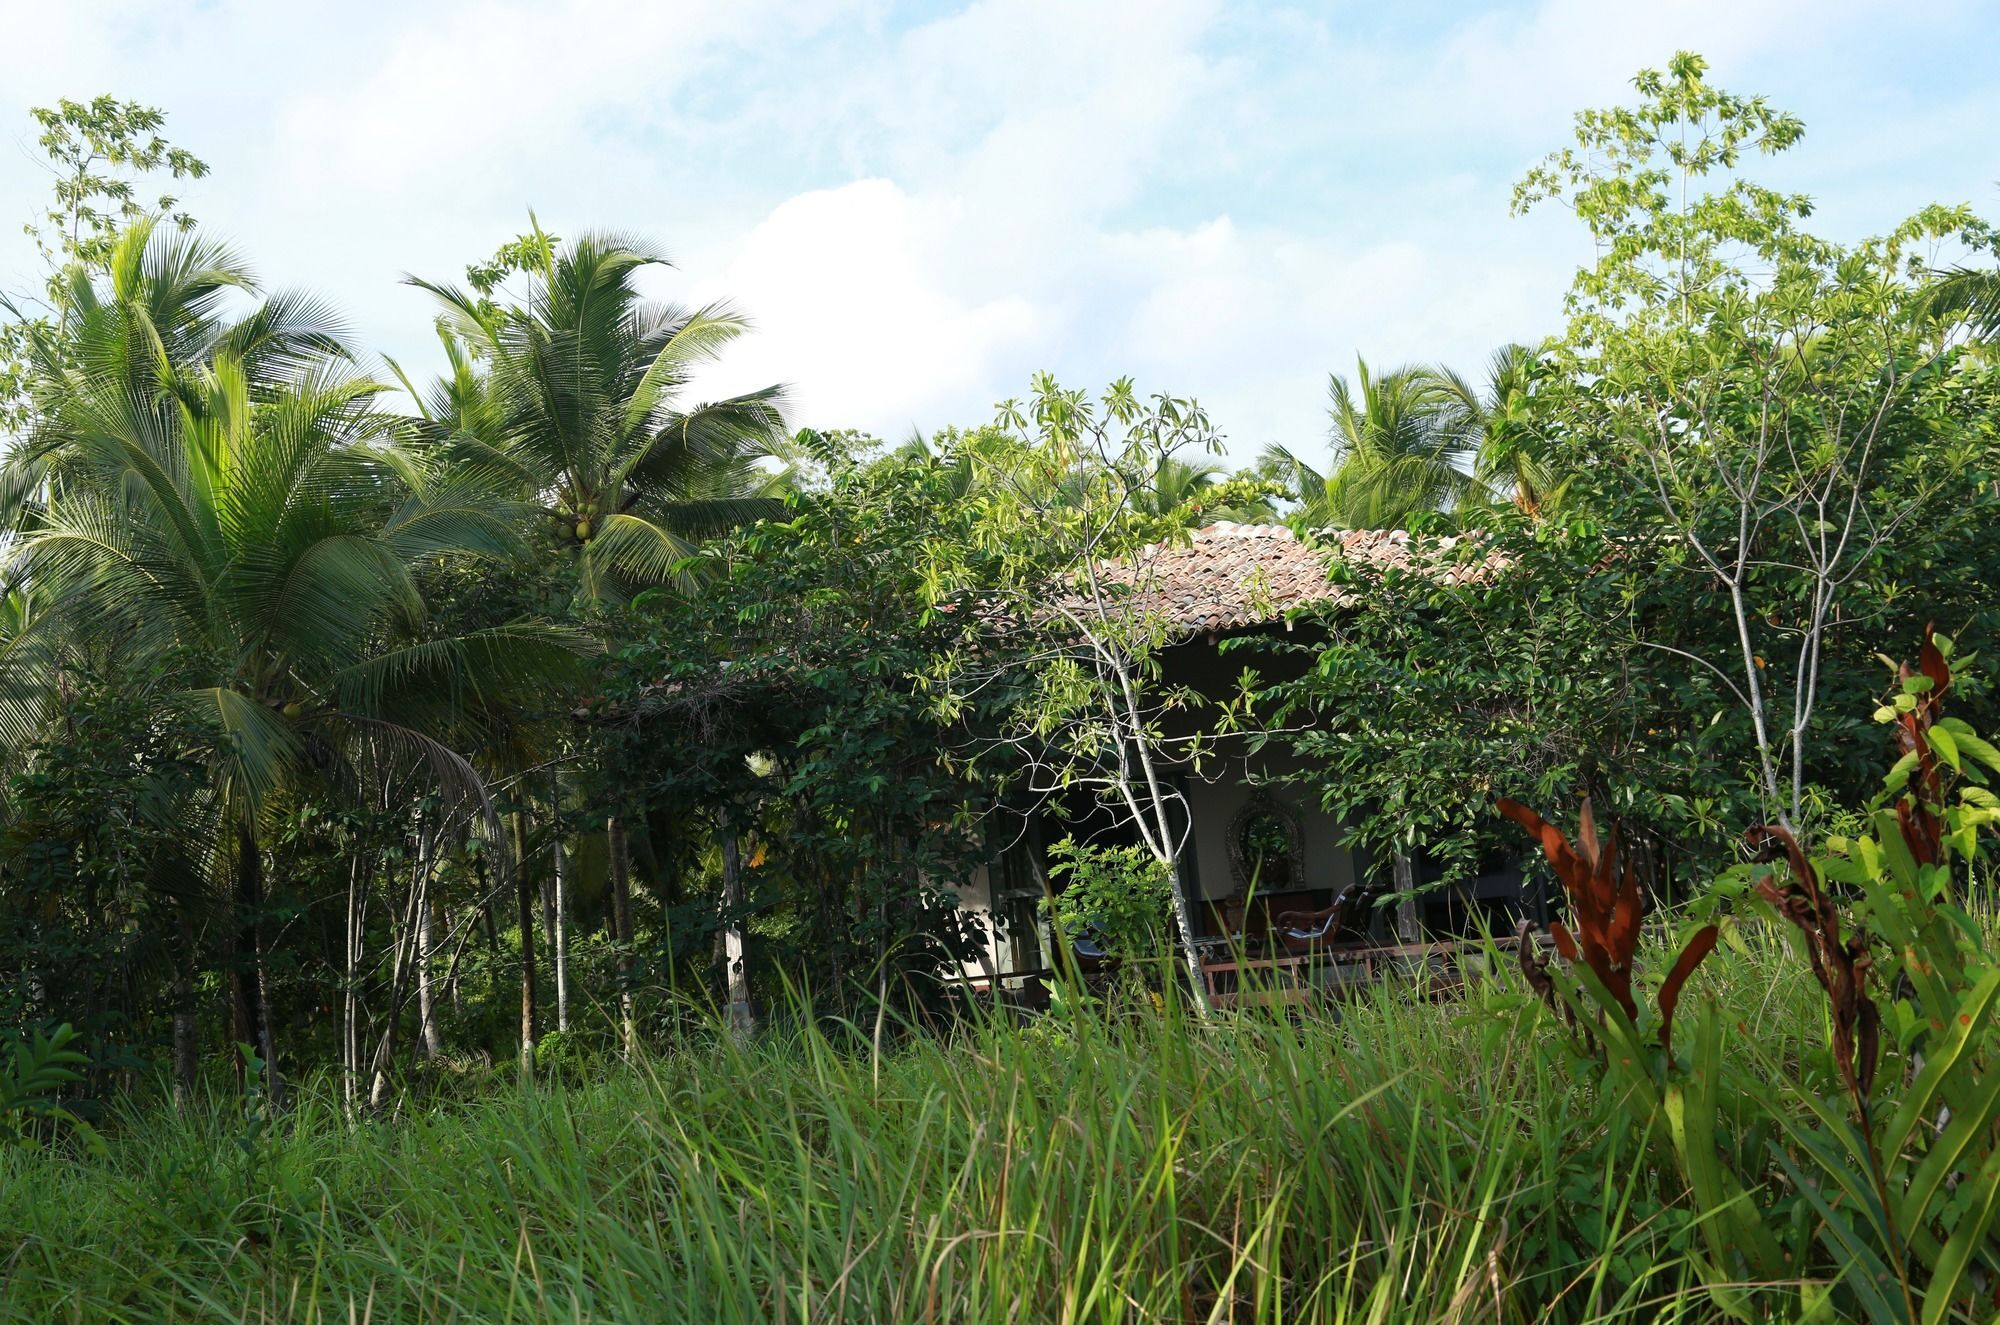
[[1745, 823, 1881, 1097], [1656, 923, 1720, 1054], [1734, 623, 1958, 1102], [1496, 797, 1645, 1021], [1496, 797, 1718, 1055], [1889, 624, 1951, 866]]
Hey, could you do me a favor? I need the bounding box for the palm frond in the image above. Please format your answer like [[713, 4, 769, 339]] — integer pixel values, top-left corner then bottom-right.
[[182, 686, 302, 818], [330, 620, 596, 732], [1926, 266, 2000, 339], [587, 510, 699, 588]]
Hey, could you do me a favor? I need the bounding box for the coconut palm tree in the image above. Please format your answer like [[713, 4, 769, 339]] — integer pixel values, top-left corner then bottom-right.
[[1260, 357, 1478, 530], [408, 232, 790, 607], [1, 216, 348, 527], [405, 231, 789, 1052], [1263, 348, 1572, 527], [1925, 264, 2000, 339], [7, 223, 590, 1102], [1440, 343, 1570, 517], [1132, 456, 1277, 525]]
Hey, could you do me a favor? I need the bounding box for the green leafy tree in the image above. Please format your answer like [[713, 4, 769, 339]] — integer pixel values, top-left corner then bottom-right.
[[2, 96, 210, 431], [1260, 514, 1748, 892], [592, 438, 1011, 1023], [1513, 50, 1998, 828], [1264, 57, 2000, 898], [25, 96, 208, 276], [940, 375, 1266, 1013], [0, 679, 214, 1106]]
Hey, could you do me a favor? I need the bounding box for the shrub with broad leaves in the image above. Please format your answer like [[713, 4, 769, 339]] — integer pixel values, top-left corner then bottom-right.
[[1500, 627, 2000, 1323]]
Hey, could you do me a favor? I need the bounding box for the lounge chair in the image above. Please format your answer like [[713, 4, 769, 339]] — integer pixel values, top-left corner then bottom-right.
[[1274, 881, 1378, 956], [1069, 929, 1114, 976]]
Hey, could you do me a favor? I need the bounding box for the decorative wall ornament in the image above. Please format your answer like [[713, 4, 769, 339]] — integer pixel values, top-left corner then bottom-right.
[[1226, 793, 1301, 891]]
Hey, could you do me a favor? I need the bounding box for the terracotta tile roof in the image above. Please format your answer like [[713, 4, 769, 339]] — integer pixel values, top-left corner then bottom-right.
[[1100, 522, 1496, 636]]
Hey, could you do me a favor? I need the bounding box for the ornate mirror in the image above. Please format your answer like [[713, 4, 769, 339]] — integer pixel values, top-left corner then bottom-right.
[[1227, 795, 1301, 890]]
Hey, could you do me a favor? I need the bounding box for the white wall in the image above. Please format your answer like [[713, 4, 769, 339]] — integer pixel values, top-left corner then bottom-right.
[[1181, 750, 1356, 903]]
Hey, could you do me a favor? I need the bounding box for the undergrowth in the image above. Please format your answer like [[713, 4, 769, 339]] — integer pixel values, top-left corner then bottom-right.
[[0, 939, 1836, 1325]]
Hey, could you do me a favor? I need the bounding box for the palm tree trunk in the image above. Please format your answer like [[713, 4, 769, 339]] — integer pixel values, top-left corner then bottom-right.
[[510, 811, 537, 1080], [719, 810, 753, 1039], [228, 870, 254, 1097], [607, 814, 635, 1055]]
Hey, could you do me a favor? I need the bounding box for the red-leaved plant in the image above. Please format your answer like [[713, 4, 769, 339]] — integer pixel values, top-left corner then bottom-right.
[[1499, 626, 2000, 1322], [1494, 796, 1718, 1055]]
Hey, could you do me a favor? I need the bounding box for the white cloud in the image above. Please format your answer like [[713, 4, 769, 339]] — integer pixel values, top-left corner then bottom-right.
[[3, 0, 1993, 462], [691, 179, 1043, 431]]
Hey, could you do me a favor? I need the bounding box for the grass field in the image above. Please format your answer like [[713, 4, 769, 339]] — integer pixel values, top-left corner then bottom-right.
[[0, 941, 1836, 1324]]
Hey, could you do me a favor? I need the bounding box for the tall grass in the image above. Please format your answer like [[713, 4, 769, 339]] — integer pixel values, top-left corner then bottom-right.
[[0, 937, 1827, 1324]]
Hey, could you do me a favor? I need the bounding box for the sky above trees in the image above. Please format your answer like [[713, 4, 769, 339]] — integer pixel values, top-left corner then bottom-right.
[[3, 0, 1997, 457]]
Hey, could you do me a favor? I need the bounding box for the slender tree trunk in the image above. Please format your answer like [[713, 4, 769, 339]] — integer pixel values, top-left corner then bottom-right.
[[447, 902, 462, 1016], [228, 866, 254, 1097], [366, 917, 411, 1110], [1107, 659, 1211, 1018], [343, 855, 364, 1116], [415, 835, 443, 1060], [368, 851, 427, 1109], [719, 810, 754, 1039], [872, 821, 889, 1087], [1164, 855, 1210, 1013], [238, 823, 283, 1109], [550, 795, 571, 1034], [511, 811, 537, 1080], [608, 814, 635, 1054], [172, 914, 198, 1112], [1393, 852, 1420, 944]]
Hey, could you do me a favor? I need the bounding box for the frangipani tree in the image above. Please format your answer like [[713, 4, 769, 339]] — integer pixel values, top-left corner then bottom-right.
[[941, 375, 1267, 1014]]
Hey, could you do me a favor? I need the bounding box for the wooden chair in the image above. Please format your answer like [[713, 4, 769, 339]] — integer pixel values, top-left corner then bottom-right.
[[1274, 880, 1379, 956]]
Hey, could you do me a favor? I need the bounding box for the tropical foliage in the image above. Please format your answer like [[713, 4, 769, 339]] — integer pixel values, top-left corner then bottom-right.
[[1, 53, 1998, 1324], [408, 230, 790, 607], [1260, 344, 1559, 530]]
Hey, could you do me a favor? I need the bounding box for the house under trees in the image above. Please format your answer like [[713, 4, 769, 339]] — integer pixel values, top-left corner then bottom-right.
[[955, 522, 1542, 1003]]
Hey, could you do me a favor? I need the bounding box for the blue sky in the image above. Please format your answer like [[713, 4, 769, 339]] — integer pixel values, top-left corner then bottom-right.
[[3, 0, 1997, 460]]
